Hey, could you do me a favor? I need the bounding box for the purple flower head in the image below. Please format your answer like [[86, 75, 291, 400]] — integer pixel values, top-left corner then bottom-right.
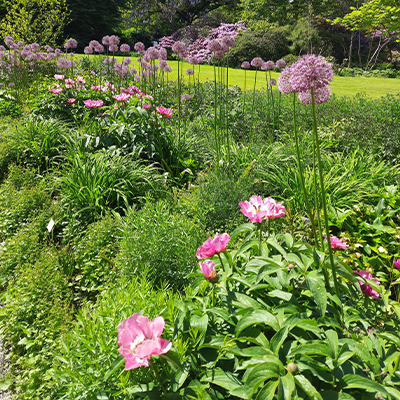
[[186, 68, 194, 75], [278, 65, 295, 94], [164, 65, 172, 73], [222, 36, 235, 48], [30, 43, 40, 52], [54, 48, 61, 57], [130, 67, 137, 75], [241, 61, 250, 69], [268, 78, 277, 86], [159, 47, 167, 60], [262, 60, 274, 71], [89, 40, 100, 49], [134, 75, 141, 82], [159, 60, 167, 69], [134, 42, 145, 52], [84, 46, 93, 54], [146, 47, 159, 60], [65, 38, 78, 49], [298, 86, 331, 104], [251, 57, 263, 68], [120, 43, 130, 53], [8, 82, 15, 87], [123, 57, 132, 66], [0, 45, 5, 51], [172, 41, 186, 57], [109, 44, 118, 52], [181, 93, 191, 101], [208, 39, 222, 53], [102, 36, 110, 46], [10, 43, 19, 51], [95, 44, 104, 53], [276, 59, 286, 69], [109, 35, 120, 46], [290, 54, 333, 92], [17, 41, 24, 47], [44, 45, 53, 52], [5, 36, 13, 46]]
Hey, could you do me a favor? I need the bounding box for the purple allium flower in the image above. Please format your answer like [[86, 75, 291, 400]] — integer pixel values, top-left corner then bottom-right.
[[123, 57, 132, 66], [134, 42, 145, 52], [278, 65, 295, 94], [95, 44, 104, 53], [109, 35, 120, 46], [120, 43, 130, 53], [207, 39, 222, 53], [44, 45, 53, 52], [186, 68, 194, 75], [251, 57, 263, 68], [65, 38, 78, 49], [17, 40, 24, 47], [102, 36, 111, 46], [159, 60, 167, 69], [159, 47, 167, 60], [0, 45, 5, 51], [8, 82, 15, 87], [89, 40, 100, 49], [134, 75, 141, 82], [268, 78, 277, 86], [276, 59, 286, 69], [222, 36, 235, 48], [84, 46, 93, 54], [298, 86, 331, 104], [262, 60, 274, 71], [5, 36, 13, 46], [130, 68, 137, 75], [30, 43, 40, 52], [146, 47, 159, 60], [241, 61, 250, 69], [181, 93, 191, 101], [164, 66, 172, 73], [109, 44, 118, 52], [54, 48, 61, 57], [172, 41, 186, 57], [290, 54, 333, 92]]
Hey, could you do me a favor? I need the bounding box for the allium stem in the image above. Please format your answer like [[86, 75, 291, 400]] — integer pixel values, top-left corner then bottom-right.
[[250, 69, 258, 141], [213, 61, 220, 163], [311, 88, 340, 300], [292, 93, 318, 247], [226, 59, 231, 170], [177, 57, 181, 142]]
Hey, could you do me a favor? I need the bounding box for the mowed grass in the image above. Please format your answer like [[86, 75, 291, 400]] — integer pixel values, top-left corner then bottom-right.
[[109, 56, 400, 99]]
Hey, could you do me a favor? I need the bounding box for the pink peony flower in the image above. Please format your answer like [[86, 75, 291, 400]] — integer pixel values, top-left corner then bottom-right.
[[394, 259, 400, 271], [196, 233, 230, 259], [354, 270, 380, 298], [326, 236, 348, 249], [49, 86, 62, 94], [142, 103, 151, 109], [67, 98, 76, 104], [54, 74, 64, 81], [156, 106, 172, 118], [199, 260, 218, 283], [113, 93, 131, 102], [239, 196, 286, 223], [117, 313, 172, 370], [84, 100, 104, 108]]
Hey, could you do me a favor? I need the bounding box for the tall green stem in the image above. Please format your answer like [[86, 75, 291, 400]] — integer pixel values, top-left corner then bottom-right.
[[149, 358, 167, 399], [213, 62, 220, 163], [292, 93, 319, 248], [311, 88, 340, 299]]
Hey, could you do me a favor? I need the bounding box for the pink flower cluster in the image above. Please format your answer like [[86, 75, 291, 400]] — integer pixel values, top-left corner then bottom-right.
[[239, 196, 286, 223], [354, 270, 380, 298], [117, 313, 172, 370], [278, 54, 334, 104]]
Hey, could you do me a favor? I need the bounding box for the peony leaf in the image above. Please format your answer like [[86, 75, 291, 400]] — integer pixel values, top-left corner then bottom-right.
[[306, 270, 327, 317], [235, 310, 279, 336]]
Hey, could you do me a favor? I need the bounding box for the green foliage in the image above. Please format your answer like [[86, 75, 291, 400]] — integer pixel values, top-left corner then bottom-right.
[[0, 0, 69, 47], [52, 276, 180, 399], [118, 198, 206, 290], [228, 27, 289, 68], [0, 90, 23, 118], [59, 150, 164, 228], [289, 18, 320, 55], [1, 251, 73, 400]]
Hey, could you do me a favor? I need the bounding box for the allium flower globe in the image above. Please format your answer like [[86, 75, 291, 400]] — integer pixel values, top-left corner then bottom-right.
[[241, 61, 250, 69], [276, 59, 286, 69], [117, 313, 172, 370], [278, 65, 295, 94], [120, 43, 130, 53], [298, 86, 331, 105], [262, 61, 274, 71], [251, 57, 263, 68], [268, 78, 277, 86], [196, 233, 230, 259], [181, 93, 191, 101]]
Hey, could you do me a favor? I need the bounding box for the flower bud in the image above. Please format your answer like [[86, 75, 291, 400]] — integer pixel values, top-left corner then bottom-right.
[[288, 263, 294, 270], [287, 362, 298, 375]]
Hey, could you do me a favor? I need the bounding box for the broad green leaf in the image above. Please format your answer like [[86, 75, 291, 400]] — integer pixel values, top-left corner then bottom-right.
[[284, 233, 294, 249], [236, 310, 279, 336], [231, 223, 255, 239], [257, 264, 283, 283], [268, 290, 292, 301], [279, 372, 295, 399], [385, 386, 400, 400], [0, 378, 12, 391], [292, 343, 332, 358], [287, 253, 304, 269], [320, 390, 356, 400], [245, 362, 282, 395], [306, 270, 327, 317], [294, 374, 323, 400], [201, 368, 242, 392], [207, 307, 234, 325], [379, 332, 400, 349], [335, 262, 360, 288], [325, 330, 339, 361], [267, 237, 288, 259], [256, 379, 280, 400], [339, 374, 389, 395], [233, 292, 263, 309], [271, 326, 290, 356]]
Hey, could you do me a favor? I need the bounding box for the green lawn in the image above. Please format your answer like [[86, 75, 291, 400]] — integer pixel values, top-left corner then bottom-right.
[[165, 60, 400, 99], [107, 56, 400, 99]]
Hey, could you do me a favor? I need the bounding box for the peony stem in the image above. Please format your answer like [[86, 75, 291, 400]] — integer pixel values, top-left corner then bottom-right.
[[149, 358, 167, 399], [311, 88, 339, 300]]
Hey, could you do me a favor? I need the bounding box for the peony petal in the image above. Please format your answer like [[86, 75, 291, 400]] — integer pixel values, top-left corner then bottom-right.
[[150, 316, 165, 338]]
